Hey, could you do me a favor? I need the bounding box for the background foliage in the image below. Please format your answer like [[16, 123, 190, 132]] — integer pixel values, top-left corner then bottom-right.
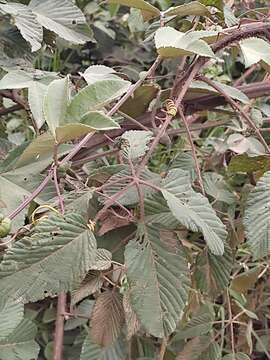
[[0, 0, 270, 359]]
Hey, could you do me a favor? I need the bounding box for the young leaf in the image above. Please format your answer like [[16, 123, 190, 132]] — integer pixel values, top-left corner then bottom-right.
[[91, 291, 125, 346], [155, 27, 217, 59], [125, 226, 190, 338], [161, 169, 227, 255], [108, 0, 160, 21], [80, 65, 118, 85], [28, 0, 93, 44], [0, 300, 24, 341], [240, 37, 270, 68], [65, 79, 131, 122], [0, 213, 98, 303], [43, 76, 70, 137], [0, 319, 40, 360], [244, 170, 270, 259], [164, 2, 210, 17], [71, 271, 104, 306]]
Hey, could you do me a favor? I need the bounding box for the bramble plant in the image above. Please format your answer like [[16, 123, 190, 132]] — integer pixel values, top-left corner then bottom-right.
[[0, 0, 270, 359]]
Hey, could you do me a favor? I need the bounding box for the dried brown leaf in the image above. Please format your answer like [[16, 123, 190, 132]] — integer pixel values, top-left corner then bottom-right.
[[90, 290, 125, 347]]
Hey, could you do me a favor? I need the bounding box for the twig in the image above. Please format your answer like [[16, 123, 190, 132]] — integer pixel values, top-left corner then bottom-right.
[[137, 60, 203, 174], [118, 110, 150, 131], [197, 74, 270, 153], [107, 56, 162, 117], [53, 166, 65, 215], [158, 338, 168, 360], [53, 292, 67, 360], [178, 106, 205, 195], [0, 104, 22, 116], [226, 289, 236, 358], [233, 63, 259, 86], [72, 149, 118, 166]]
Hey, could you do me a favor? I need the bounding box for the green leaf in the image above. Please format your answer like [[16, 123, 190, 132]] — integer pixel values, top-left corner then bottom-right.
[[119, 84, 159, 118], [125, 225, 190, 338], [244, 170, 270, 259], [228, 154, 270, 175], [172, 304, 215, 341], [0, 3, 42, 52], [0, 319, 40, 360], [28, 81, 48, 129], [103, 168, 160, 206], [164, 2, 210, 17], [224, 4, 239, 27], [80, 334, 127, 360], [0, 300, 24, 341], [80, 65, 118, 85], [0, 69, 58, 90], [190, 80, 249, 104], [65, 79, 131, 122], [195, 243, 233, 294], [203, 172, 236, 204], [161, 169, 227, 255], [0, 213, 97, 303], [240, 37, 270, 68], [155, 27, 217, 59], [28, 0, 93, 44], [43, 76, 70, 137], [120, 130, 153, 160], [108, 0, 160, 21], [64, 299, 94, 331], [55, 111, 119, 143]]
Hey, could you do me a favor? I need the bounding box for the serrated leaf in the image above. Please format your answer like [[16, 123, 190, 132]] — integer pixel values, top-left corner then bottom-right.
[[123, 292, 140, 340], [103, 168, 160, 206], [0, 319, 40, 360], [120, 130, 153, 160], [108, 0, 160, 21], [164, 2, 210, 17], [0, 213, 97, 303], [125, 226, 190, 338], [91, 291, 125, 346], [71, 271, 104, 306], [161, 169, 227, 255], [28, 0, 93, 44], [91, 249, 112, 270], [203, 172, 236, 204], [64, 299, 94, 331], [195, 243, 233, 295], [172, 304, 215, 341], [240, 37, 270, 68], [65, 79, 131, 122], [155, 27, 217, 59], [43, 76, 70, 137], [224, 4, 239, 27], [80, 65, 118, 85], [190, 80, 249, 104], [0, 300, 24, 341], [80, 334, 127, 360], [244, 170, 270, 259], [0, 3, 42, 52]]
